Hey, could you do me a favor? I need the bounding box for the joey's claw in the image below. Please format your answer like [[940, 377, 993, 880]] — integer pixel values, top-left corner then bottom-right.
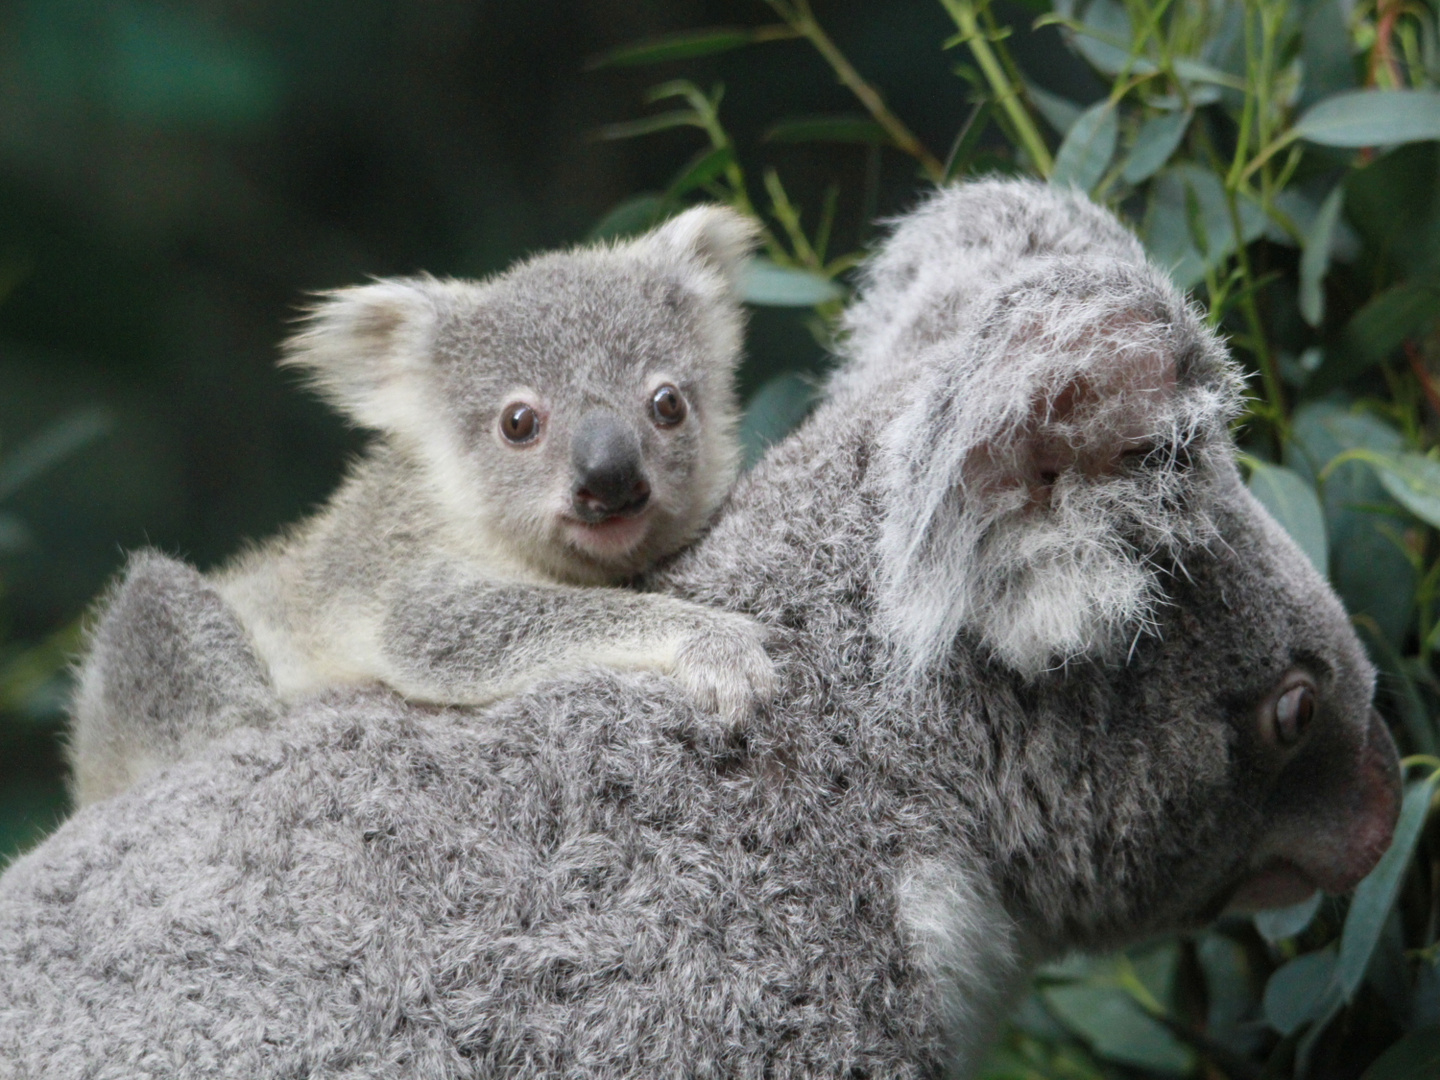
[[671, 612, 778, 726]]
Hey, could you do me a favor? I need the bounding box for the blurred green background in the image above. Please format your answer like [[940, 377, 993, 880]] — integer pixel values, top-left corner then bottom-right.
[[0, 0, 1089, 855]]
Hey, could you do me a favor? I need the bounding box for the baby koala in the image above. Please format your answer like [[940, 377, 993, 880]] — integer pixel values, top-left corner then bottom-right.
[[67, 206, 777, 806]]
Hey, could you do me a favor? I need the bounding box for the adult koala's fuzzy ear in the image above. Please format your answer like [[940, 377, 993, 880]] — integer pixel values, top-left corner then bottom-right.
[[874, 256, 1245, 677], [279, 277, 444, 435]]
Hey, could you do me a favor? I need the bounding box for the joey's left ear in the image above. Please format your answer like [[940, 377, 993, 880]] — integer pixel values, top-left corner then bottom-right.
[[875, 257, 1243, 678], [632, 205, 762, 297]]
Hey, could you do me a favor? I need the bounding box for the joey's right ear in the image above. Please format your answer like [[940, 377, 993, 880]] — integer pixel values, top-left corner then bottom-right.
[[631, 205, 762, 297], [280, 278, 441, 433]]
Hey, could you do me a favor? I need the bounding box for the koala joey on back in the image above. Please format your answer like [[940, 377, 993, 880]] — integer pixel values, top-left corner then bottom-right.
[[66, 206, 777, 806]]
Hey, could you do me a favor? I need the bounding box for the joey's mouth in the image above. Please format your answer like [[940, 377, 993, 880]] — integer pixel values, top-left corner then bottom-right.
[[562, 509, 652, 558], [1223, 859, 1320, 914]]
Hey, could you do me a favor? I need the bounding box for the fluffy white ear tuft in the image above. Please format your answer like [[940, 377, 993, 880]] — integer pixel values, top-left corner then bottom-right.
[[634, 205, 762, 295], [875, 256, 1241, 679], [280, 279, 440, 433]]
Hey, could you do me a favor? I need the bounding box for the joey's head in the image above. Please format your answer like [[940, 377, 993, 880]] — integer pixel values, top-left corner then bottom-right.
[[280, 206, 759, 583], [847, 188, 1401, 952]]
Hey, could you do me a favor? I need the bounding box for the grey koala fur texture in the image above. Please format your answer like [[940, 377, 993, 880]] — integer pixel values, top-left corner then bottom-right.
[[65, 205, 778, 806], [0, 179, 1402, 1078]]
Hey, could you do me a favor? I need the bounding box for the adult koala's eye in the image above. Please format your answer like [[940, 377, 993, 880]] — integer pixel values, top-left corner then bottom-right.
[[1271, 682, 1317, 746], [499, 402, 540, 444], [651, 384, 687, 427]]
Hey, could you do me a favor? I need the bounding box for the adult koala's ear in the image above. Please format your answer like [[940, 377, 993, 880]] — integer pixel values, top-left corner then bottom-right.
[[280, 278, 442, 434], [630, 204, 762, 298], [876, 256, 1243, 679]]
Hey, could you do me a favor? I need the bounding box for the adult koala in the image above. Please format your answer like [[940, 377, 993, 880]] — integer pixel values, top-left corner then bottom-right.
[[0, 181, 1400, 1079]]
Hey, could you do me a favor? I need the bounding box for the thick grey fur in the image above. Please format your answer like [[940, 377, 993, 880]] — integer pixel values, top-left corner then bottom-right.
[[66, 206, 777, 806], [1, 180, 1400, 1078]]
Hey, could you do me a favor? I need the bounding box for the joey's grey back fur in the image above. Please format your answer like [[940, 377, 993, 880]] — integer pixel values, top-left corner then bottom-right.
[[4, 180, 1400, 1078], [66, 206, 777, 806]]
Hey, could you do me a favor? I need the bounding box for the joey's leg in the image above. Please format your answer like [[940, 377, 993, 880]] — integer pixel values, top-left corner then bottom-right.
[[378, 567, 777, 724], [67, 550, 281, 806]]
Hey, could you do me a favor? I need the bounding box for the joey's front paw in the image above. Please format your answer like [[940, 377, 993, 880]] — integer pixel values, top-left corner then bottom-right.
[[671, 612, 778, 726]]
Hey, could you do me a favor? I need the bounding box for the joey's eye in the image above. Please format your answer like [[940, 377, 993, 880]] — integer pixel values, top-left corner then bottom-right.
[[499, 402, 539, 444], [651, 384, 687, 427], [1271, 683, 1316, 746]]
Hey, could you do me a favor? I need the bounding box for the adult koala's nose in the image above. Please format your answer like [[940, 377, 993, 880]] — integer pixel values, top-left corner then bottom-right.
[[571, 410, 651, 521]]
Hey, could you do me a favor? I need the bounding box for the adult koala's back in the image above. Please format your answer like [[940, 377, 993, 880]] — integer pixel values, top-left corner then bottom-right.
[[0, 182, 1400, 1079]]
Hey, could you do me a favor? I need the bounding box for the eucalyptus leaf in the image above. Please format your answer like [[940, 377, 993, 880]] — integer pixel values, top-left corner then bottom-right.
[[1314, 282, 1440, 388], [1143, 165, 1267, 289], [1122, 110, 1190, 184], [1253, 890, 1323, 943], [1299, 0, 1356, 107], [1367, 452, 1440, 530], [764, 115, 890, 145], [1197, 933, 1263, 1055], [1287, 403, 1416, 648], [738, 261, 844, 307], [0, 405, 112, 503], [1336, 771, 1440, 999], [1294, 90, 1440, 148], [739, 373, 818, 468], [1262, 948, 1341, 1035], [587, 194, 667, 242], [667, 146, 734, 198], [1042, 983, 1193, 1073], [1025, 81, 1083, 137], [1361, 1025, 1440, 1080], [586, 26, 791, 69], [0, 512, 31, 554], [1247, 462, 1329, 574], [591, 110, 699, 142], [1051, 100, 1117, 193], [1299, 185, 1344, 327]]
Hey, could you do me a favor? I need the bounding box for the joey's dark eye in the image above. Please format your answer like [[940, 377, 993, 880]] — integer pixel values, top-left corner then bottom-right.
[[1272, 683, 1316, 746], [499, 402, 539, 444], [651, 384, 687, 427]]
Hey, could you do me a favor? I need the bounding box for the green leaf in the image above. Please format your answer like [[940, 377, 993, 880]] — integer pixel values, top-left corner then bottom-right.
[[1362, 1026, 1440, 1080], [1197, 933, 1265, 1056], [738, 260, 843, 307], [1247, 462, 1328, 574], [739, 373, 818, 468], [666, 146, 734, 198], [1314, 281, 1440, 388], [0, 512, 31, 554], [586, 26, 793, 69], [1050, 100, 1117, 193], [591, 110, 699, 142], [763, 115, 890, 145], [1366, 452, 1440, 529], [1343, 142, 1440, 283], [1121, 110, 1190, 184], [1042, 982, 1193, 1073], [1143, 165, 1267, 289], [1287, 403, 1416, 648], [587, 194, 667, 242], [944, 102, 993, 181], [1299, 186, 1344, 327], [1253, 890, 1323, 943], [1262, 948, 1341, 1035], [1293, 90, 1440, 148], [1336, 771, 1440, 999], [1025, 81, 1083, 137], [0, 405, 113, 503], [1299, 0, 1357, 107]]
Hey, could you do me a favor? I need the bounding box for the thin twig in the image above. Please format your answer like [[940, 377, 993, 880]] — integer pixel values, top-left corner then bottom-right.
[[765, 0, 946, 182]]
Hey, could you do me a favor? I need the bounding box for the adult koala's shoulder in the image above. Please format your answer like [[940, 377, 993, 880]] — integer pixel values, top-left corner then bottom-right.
[[0, 180, 1400, 1079]]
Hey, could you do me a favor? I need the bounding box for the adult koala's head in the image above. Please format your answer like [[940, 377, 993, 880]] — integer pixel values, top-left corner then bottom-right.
[[835, 181, 1400, 946], [280, 206, 757, 584]]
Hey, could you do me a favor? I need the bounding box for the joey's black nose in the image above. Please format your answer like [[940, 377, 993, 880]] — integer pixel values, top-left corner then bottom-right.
[[571, 411, 650, 521]]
